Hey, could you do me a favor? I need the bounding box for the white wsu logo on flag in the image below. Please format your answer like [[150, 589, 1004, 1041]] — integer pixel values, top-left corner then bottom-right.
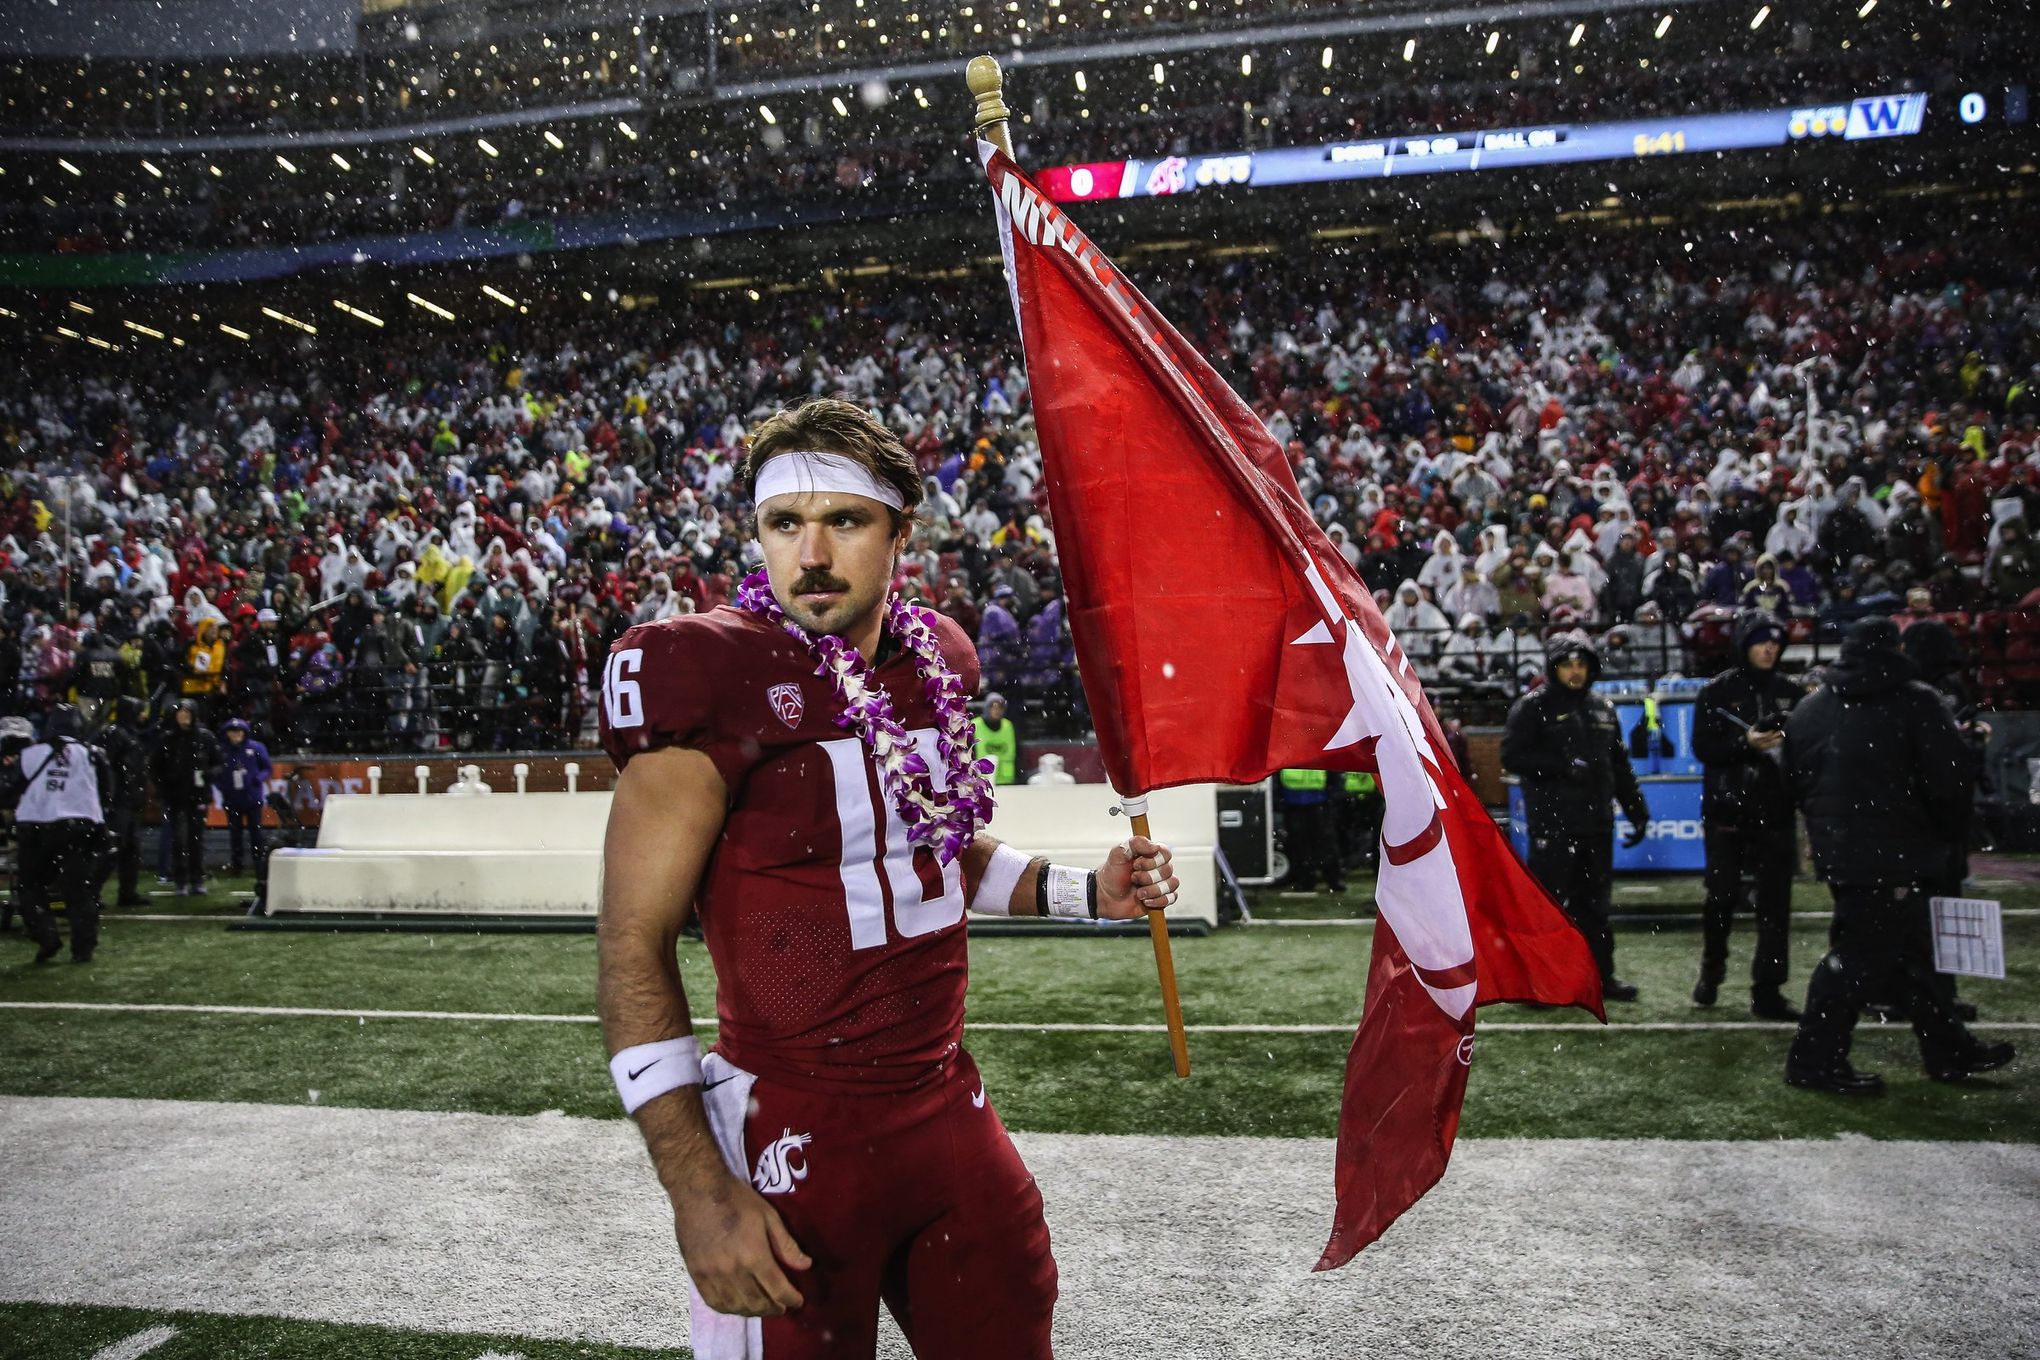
[[1292, 563, 1478, 1021]]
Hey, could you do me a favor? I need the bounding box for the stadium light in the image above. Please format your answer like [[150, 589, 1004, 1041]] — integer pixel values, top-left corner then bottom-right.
[[260, 306, 316, 335], [140, 159, 162, 178], [276, 154, 298, 173], [411, 146, 435, 165], [1154, 61, 1166, 83], [1486, 30, 1501, 54], [1320, 46, 1332, 69], [1751, 5, 1770, 28], [208, 165, 222, 177], [1856, 0, 1875, 15], [759, 104, 776, 124], [1075, 70, 1087, 93], [477, 138, 499, 158], [481, 284, 519, 309], [57, 158, 81, 176], [68, 300, 94, 314], [219, 323, 251, 340], [406, 292, 455, 320], [332, 300, 385, 327], [1568, 22, 1585, 46], [123, 319, 165, 340], [0, 305, 16, 319], [331, 151, 352, 170], [831, 95, 849, 116], [543, 130, 565, 149], [913, 87, 928, 108], [617, 121, 638, 141], [1655, 14, 1673, 37], [1240, 52, 1252, 75], [1402, 38, 1416, 61], [581, 290, 594, 302]]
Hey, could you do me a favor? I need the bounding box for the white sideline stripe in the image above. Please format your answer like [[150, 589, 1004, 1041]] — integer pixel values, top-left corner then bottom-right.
[[3, 1001, 2036, 1034], [89, 1326, 179, 1360]]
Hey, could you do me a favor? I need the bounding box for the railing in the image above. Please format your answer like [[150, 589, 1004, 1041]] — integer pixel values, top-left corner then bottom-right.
[[74, 605, 2026, 756]]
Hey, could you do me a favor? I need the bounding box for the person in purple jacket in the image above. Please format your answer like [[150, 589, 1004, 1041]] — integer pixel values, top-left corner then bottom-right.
[[213, 718, 274, 875]]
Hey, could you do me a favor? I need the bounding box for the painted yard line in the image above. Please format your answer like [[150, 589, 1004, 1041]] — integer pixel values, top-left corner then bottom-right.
[[89, 1326, 179, 1360], [107, 913, 242, 923], [3, 1001, 2035, 1035]]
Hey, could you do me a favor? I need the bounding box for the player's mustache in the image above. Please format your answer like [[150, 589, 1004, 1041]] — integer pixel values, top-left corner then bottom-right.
[[790, 572, 851, 596]]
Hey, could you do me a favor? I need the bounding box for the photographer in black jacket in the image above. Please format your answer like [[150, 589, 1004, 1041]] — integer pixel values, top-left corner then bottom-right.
[[1502, 633, 1651, 1001], [1692, 610, 1805, 1020], [1783, 618, 2014, 1095], [97, 696, 151, 908]]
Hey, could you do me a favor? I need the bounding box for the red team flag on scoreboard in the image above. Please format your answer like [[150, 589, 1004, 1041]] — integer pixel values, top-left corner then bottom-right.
[[978, 141, 1606, 1268]]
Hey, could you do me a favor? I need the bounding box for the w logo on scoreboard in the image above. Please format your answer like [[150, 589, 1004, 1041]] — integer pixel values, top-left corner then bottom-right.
[[1845, 93, 1927, 141]]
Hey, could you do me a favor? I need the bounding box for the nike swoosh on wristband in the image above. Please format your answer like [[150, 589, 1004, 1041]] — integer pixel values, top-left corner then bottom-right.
[[626, 1061, 660, 1081], [702, 1075, 736, 1092]]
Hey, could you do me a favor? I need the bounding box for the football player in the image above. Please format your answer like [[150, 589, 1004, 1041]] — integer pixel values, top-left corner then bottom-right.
[[598, 397, 1178, 1360]]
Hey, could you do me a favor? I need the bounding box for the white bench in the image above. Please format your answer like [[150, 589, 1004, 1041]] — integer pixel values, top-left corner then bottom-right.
[[269, 784, 1219, 926]]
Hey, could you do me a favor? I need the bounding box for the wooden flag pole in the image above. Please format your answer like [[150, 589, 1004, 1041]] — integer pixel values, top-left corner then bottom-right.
[[967, 55, 1192, 1079], [1123, 796, 1194, 1078]]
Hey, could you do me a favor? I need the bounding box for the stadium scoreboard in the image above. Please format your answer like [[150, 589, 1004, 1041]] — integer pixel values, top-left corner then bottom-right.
[[1039, 86, 2029, 203]]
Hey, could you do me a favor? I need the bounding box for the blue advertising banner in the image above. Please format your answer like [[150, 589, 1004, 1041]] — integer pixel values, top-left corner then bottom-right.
[[1507, 777, 1706, 873]]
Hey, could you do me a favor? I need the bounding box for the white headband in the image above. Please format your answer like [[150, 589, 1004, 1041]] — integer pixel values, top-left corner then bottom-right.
[[753, 450, 905, 512]]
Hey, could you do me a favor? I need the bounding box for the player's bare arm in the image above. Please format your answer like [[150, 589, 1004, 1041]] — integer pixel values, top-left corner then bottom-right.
[[597, 745, 811, 1318], [961, 832, 1180, 920]]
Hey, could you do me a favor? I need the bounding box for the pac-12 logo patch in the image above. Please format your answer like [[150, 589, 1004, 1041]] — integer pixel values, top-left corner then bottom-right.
[[766, 683, 805, 729], [753, 1129, 812, 1195]]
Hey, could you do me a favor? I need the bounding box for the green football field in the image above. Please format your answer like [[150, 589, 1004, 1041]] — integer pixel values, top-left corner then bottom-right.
[[1, 868, 2034, 1360]]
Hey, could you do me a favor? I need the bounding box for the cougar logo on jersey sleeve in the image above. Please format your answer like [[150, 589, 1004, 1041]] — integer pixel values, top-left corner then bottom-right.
[[766, 682, 805, 729], [752, 1129, 812, 1195]]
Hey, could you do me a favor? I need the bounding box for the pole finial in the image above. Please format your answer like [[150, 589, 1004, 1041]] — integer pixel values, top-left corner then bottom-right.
[[966, 55, 1014, 158]]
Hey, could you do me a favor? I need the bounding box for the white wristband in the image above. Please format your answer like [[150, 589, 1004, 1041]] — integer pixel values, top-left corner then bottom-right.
[[610, 1036, 702, 1114], [1044, 864, 1095, 919], [970, 841, 1030, 916]]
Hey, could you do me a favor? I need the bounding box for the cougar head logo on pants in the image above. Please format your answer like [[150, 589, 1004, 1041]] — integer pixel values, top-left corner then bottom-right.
[[752, 1129, 812, 1195]]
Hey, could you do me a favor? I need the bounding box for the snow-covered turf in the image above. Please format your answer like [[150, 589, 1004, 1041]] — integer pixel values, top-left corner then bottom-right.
[[2, 1097, 2035, 1359]]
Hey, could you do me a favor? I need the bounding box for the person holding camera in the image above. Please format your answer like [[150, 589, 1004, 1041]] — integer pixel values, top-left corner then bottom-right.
[[1502, 633, 1651, 1001], [97, 696, 151, 908], [1692, 611, 1805, 1020], [1783, 618, 2014, 1095], [11, 705, 112, 964]]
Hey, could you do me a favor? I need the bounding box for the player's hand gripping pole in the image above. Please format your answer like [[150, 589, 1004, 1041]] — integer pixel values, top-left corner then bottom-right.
[[1122, 794, 1193, 1077], [968, 55, 1190, 1078]]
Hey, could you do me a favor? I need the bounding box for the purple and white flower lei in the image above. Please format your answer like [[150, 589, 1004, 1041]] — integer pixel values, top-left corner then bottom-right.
[[735, 569, 995, 865]]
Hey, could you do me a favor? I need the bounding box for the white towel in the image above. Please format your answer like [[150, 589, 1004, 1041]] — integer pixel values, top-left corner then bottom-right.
[[687, 1052, 764, 1360]]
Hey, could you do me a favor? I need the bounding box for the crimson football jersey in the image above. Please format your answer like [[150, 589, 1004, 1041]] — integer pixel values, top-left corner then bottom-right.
[[601, 604, 984, 1094]]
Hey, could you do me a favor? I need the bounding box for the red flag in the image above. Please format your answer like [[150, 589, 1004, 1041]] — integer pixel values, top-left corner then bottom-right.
[[980, 143, 1604, 1268]]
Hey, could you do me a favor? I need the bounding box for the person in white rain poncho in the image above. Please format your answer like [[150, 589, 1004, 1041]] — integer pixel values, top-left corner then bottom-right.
[[1418, 532, 1465, 599], [1473, 523, 1514, 578], [1542, 551, 1598, 624], [1385, 580, 1451, 665], [1442, 559, 1499, 623], [1766, 501, 1817, 560]]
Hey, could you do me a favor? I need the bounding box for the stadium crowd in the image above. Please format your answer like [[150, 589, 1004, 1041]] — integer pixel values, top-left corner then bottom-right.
[[1, 209, 2036, 770]]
